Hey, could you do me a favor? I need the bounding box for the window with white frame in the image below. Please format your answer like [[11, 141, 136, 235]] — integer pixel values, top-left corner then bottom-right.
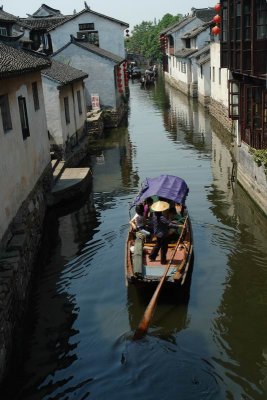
[[181, 62, 186, 73]]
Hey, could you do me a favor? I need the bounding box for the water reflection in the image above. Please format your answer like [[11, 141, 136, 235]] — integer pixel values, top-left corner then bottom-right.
[[127, 283, 191, 343], [2, 187, 100, 399], [3, 73, 267, 400], [203, 117, 267, 398]]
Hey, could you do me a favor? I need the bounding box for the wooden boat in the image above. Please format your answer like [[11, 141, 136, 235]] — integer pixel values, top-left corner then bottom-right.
[[125, 175, 193, 289], [140, 74, 155, 87]]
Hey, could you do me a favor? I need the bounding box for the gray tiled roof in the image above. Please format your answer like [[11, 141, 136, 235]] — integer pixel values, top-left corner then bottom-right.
[[194, 8, 216, 22], [0, 7, 18, 22], [182, 24, 209, 39], [0, 42, 51, 79], [189, 44, 210, 58], [53, 37, 125, 64], [47, 8, 129, 31], [161, 16, 196, 35], [197, 54, 210, 65], [42, 59, 88, 85], [174, 48, 198, 58], [31, 4, 62, 17], [19, 16, 72, 30], [160, 8, 216, 36]]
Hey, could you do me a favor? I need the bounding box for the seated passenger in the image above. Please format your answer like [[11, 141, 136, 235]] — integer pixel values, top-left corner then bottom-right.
[[130, 204, 150, 236]]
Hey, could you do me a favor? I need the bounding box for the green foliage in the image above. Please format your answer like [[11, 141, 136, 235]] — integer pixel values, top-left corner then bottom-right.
[[126, 13, 182, 62], [249, 148, 267, 174]]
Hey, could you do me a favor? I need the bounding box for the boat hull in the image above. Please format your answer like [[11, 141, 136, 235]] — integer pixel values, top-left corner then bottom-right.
[[125, 216, 193, 289]]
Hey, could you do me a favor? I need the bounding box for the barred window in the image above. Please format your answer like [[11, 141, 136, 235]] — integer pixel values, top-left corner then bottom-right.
[[18, 96, 30, 139], [0, 94, 12, 132], [64, 96, 70, 124], [77, 90, 82, 115]]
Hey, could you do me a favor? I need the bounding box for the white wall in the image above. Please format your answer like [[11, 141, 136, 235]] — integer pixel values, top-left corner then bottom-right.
[[42, 77, 87, 148], [42, 78, 62, 144], [50, 12, 126, 58], [0, 72, 50, 241], [171, 58, 191, 85], [210, 41, 229, 107], [53, 44, 117, 108], [195, 29, 210, 49], [198, 61, 211, 97], [167, 18, 209, 84]]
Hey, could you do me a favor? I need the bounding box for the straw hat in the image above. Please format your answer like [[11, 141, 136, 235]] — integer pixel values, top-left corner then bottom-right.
[[151, 200, 170, 212]]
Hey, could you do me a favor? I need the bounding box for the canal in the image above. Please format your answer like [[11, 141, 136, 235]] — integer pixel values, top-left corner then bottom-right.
[[4, 75, 267, 399]]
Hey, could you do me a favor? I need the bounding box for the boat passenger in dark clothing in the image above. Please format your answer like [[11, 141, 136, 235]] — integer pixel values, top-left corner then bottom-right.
[[149, 201, 179, 264]]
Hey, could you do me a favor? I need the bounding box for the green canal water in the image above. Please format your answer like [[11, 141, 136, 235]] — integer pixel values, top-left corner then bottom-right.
[[3, 75, 267, 400]]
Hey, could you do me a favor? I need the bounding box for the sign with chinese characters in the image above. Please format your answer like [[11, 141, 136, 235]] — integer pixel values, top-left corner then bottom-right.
[[91, 94, 100, 110]]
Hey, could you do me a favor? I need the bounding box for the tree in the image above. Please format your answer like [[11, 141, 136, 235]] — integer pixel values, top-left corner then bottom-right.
[[126, 13, 183, 63]]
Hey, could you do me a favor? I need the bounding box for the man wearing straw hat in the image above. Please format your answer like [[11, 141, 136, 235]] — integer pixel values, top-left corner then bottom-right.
[[149, 200, 180, 264]]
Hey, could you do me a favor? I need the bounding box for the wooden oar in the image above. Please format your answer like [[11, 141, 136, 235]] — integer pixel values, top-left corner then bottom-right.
[[133, 215, 188, 340]]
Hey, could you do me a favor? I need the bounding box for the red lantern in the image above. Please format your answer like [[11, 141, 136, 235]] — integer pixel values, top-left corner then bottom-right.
[[213, 14, 221, 23], [212, 25, 221, 35], [214, 3, 221, 12]]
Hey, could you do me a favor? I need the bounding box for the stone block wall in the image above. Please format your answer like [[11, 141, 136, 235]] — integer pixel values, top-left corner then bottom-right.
[[87, 111, 104, 137], [198, 93, 210, 108], [0, 164, 52, 385], [165, 74, 190, 96], [103, 102, 128, 128], [237, 143, 267, 216], [209, 98, 232, 132]]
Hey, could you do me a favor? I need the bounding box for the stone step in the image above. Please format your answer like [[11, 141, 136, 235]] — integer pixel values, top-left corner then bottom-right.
[[48, 167, 92, 206], [51, 158, 60, 172], [53, 160, 65, 183]]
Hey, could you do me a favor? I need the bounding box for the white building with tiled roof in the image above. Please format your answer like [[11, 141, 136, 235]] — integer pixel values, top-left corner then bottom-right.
[[162, 8, 215, 98], [18, 4, 129, 58], [53, 36, 128, 125], [42, 59, 88, 158], [0, 42, 51, 243], [48, 6, 129, 58]]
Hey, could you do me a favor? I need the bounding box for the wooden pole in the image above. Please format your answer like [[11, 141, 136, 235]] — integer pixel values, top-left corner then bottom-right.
[[133, 216, 188, 340]]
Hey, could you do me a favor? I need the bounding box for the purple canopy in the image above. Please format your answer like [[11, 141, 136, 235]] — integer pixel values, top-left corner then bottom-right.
[[131, 175, 189, 208]]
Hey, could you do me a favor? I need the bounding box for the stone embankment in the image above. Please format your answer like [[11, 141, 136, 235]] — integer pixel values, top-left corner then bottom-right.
[[0, 165, 52, 383], [0, 119, 99, 386]]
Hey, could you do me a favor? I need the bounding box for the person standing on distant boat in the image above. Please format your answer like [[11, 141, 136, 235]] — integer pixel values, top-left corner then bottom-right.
[[149, 201, 179, 264]]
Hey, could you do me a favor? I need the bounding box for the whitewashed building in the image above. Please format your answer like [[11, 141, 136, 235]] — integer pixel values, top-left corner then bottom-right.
[[190, 45, 211, 106], [162, 8, 215, 97], [48, 5, 128, 58], [209, 39, 232, 131], [18, 4, 129, 58], [18, 4, 129, 126], [0, 42, 51, 243], [53, 36, 128, 126], [42, 59, 88, 158]]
